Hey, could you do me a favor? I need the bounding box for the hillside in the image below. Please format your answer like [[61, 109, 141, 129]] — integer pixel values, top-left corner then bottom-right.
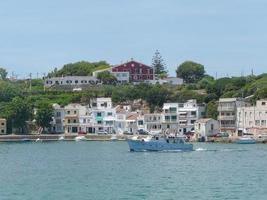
[[47, 61, 110, 77]]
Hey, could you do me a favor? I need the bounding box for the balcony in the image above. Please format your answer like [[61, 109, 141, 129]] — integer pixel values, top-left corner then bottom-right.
[[218, 115, 236, 120], [218, 106, 235, 111]]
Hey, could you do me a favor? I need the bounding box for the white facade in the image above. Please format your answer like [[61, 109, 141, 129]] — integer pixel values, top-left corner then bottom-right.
[[218, 98, 246, 133], [237, 99, 267, 135], [90, 98, 116, 133], [64, 104, 86, 134], [144, 113, 162, 134], [44, 76, 98, 87], [145, 77, 183, 85], [194, 118, 219, 138], [178, 99, 205, 134], [162, 103, 179, 133], [51, 104, 65, 133], [92, 68, 130, 83]]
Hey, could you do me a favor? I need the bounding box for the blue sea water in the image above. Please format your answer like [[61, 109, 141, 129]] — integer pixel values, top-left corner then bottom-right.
[[0, 141, 267, 200]]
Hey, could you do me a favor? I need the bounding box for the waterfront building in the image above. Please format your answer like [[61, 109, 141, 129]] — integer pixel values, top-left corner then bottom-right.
[[144, 113, 162, 134], [194, 118, 219, 138], [125, 113, 139, 134], [79, 106, 94, 134], [114, 105, 131, 134], [178, 99, 205, 134], [161, 100, 205, 134], [111, 59, 154, 82], [64, 104, 86, 134], [236, 99, 267, 135], [0, 118, 7, 135], [137, 115, 145, 131], [161, 103, 179, 133], [90, 98, 116, 134], [218, 98, 245, 133], [50, 104, 65, 133]]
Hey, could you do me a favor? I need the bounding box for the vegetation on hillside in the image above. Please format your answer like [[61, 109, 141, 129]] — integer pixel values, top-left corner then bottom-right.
[[0, 60, 266, 133], [48, 61, 110, 77]]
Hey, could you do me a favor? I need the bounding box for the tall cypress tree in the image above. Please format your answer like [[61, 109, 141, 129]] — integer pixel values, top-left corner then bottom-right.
[[151, 50, 167, 76]]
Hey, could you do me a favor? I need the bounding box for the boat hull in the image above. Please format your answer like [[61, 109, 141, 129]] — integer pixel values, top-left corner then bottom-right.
[[127, 140, 193, 152], [235, 139, 256, 144]]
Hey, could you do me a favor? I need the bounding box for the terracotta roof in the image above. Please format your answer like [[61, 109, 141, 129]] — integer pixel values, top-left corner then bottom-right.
[[126, 113, 139, 120]]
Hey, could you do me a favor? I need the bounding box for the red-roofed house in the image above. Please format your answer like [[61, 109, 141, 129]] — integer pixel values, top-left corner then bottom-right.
[[112, 59, 154, 82]]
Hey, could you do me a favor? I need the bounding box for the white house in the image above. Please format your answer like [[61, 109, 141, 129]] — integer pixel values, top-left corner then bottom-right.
[[194, 118, 219, 138], [178, 99, 205, 134], [144, 113, 162, 134], [161, 103, 179, 133], [50, 104, 65, 133], [44, 76, 99, 88], [90, 98, 116, 134]]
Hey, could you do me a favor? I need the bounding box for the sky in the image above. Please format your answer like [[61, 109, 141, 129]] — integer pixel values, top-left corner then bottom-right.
[[0, 0, 267, 78]]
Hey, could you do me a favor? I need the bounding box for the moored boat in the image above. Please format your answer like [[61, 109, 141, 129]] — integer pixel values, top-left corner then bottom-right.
[[127, 135, 193, 152], [235, 136, 256, 144]]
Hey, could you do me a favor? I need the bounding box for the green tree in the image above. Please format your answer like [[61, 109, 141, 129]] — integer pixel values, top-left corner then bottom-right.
[[9, 97, 33, 134], [151, 50, 167, 76], [0, 68, 8, 80], [97, 71, 117, 84], [205, 100, 218, 119], [48, 61, 110, 77], [35, 102, 53, 132], [176, 61, 205, 83]]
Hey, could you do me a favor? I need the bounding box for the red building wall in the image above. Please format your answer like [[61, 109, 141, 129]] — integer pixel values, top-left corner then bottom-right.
[[111, 60, 154, 82]]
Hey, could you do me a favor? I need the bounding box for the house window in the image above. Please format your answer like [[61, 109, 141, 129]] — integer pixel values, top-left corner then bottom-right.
[[97, 121, 102, 124], [74, 111, 77, 114], [191, 111, 196, 116], [1, 123, 4, 126], [171, 116, 177, 121], [138, 120, 143, 125], [67, 111, 70, 114], [75, 80, 78, 84], [68, 119, 70, 123], [107, 112, 112, 116], [97, 112, 102, 117], [262, 102, 266, 106], [56, 112, 61, 117], [211, 124, 214, 130], [73, 119, 77, 123], [1, 129, 4, 133]]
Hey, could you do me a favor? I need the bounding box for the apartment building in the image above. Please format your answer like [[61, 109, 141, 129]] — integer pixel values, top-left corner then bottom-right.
[[218, 98, 245, 133], [237, 99, 267, 135], [90, 98, 116, 134], [178, 99, 205, 134], [162, 103, 179, 133], [64, 104, 86, 134], [50, 104, 65, 133], [144, 113, 162, 134]]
